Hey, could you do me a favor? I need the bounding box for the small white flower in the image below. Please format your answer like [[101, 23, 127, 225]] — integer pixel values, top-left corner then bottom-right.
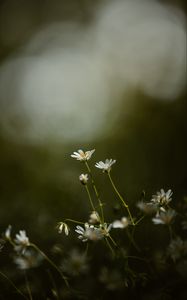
[[14, 249, 43, 270], [71, 149, 95, 161], [112, 217, 129, 229], [99, 223, 112, 237], [5, 225, 12, 240], [75, 223, 103, 242], [57, 222, 69, 236], [14, 230, 30, 254], [95, 159, 116, 173], [152, 209, 176, 225], [79, 174, 89, 185], [151, 189, 172, 207], [89, 211, 100, 224], [167, 237, 187, 262], [137, 201, 157, 215]]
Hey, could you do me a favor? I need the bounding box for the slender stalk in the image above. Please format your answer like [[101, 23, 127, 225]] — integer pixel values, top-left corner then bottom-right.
[[135, 215, 145, 225], [85, 161, 104, 222], [24, 271, 33, 300], [0, 270, 28, 300], [108, 172, 135, 225], [105, 238, 115, 257], [47, 269, 60, 300], [65, 219, 84, 225], [85, 185, 96, 212], [126, 227, 140, 252], [29, 243, 69, 288], [108, 234, 118, 248]]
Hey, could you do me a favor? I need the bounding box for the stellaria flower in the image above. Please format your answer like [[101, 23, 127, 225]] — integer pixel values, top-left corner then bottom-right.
[[95, 159, 116, 173], [71, 149, 95, 161], [137, 201, 157, 215], [79, 174, 89, 185], [75, 223, 103, 242], [99, 223, 112, 237], [5, 225, 12, 240], [89, 211, 100, 224], [112, 217, 129, 229], [152, 209, 176, 225], [167, 237, 187, 262], [151, 189, 172, 209], [61, 249, 89, 276], [14, 230, 30, 254], [14, 249, 43, 270], [57, 222, 69, 236]]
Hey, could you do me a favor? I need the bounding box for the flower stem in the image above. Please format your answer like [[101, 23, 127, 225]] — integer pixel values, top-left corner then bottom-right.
[[105, 238, 115, 257], [85, 185, 96, 212], [85, 161, 104, 223], [65, 218, 84, 225], [24, 271, 33, 300], [30, 243, 69, 288], [108, 172, 135, 225], [0, 270, 28, 300]]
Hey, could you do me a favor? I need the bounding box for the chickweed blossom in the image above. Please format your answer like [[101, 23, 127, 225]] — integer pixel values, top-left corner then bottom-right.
[[79, 173, 89, 185], [89, 211, 100, 224], [152, 209, 176, 225], [5, 225, 12, 240], [95, 159, 116, 173], [57, 222, 69, 236], [75, 223, 111, 242], [71, 149, 95, 161], [14, 230, 30, 254], [151, 189, 172, 209], [14, 249, 43, 270], [112, 217, 129, 229]]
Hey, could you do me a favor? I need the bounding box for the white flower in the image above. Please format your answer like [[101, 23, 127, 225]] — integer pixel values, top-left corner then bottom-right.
[[71, 149, 95, 161], [167, 237, 187, 262], [99, 223, 112, 237], [152, 209, 176, 225], [14, 249, 43, 270], [95, 159, 116, 173], [75, 223, 103, 242], [151, 189, 172, 207], [57, 222, 69, 236], [89, 211, 100, 224], [137, 201, 157, 215], [5, 225, 12, 240], [112, 217, 129, 229], [79, 174, 89, 185], [14, 230, 30, 254]]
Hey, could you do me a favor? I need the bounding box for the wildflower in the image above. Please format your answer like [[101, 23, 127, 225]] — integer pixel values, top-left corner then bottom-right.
[[14, 249, 43, 270], [152, 209, 176, 225], [75, 223, 103, 242], [89, 211, 100, 224], [79, 174, 89, 185], [62, 249, 89, 276], [137, 201, 157, 215], [5, 225, 12, 240], [14, 230, 30, 254], [57, 222, 69, 236], [95, 159, 116, 173], [112, 217, 129, 229], [151, 189, 172, 209], [167, 237, 187, 262], [99, 223, 112, 237], [71, 149, 95, 161]]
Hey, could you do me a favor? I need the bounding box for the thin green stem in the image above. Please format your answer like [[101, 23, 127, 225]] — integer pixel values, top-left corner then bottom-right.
[[47, 269, 60, 300], [85, 185, 96, 212], [24, 271, 33, 300], [126, 227, 140, 252], [105, 238, 115, 257], [108, 172, 135, 225], [135, 215, 145, 225], [108, 234, 118, 248], [0, 270, 28, 300], [85, 161, 104, 222], [30, 243, 69, 288], [65, 219, 84, 225]]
